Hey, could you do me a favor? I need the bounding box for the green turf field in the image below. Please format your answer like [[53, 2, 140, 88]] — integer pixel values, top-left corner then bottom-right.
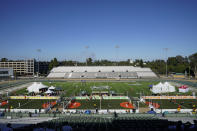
[[68, 99, 131, 109], [7, 81, 195, 110], [41, 81, 193, 97], [145, 99, 197, 109]]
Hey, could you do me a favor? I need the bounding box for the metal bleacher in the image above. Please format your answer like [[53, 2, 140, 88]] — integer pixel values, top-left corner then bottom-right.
[[47, 66, 157, 79], [137, 71, 157, 78]]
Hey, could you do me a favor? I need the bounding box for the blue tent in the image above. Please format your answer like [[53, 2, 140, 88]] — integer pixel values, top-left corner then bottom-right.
[[147, 110, 156, 114], [85, 110, 91, 114], [149, 85, 153, 88]]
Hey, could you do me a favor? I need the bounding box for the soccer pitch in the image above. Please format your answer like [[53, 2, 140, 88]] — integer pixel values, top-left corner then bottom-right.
[[13, 80, 192, 97], [43, 81, 158, 97], [3, 80, 196, 110]]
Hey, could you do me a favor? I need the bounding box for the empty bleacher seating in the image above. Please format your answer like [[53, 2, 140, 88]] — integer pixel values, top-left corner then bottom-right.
[[15, 114, 184, 131], [47, 66, 157, 79]]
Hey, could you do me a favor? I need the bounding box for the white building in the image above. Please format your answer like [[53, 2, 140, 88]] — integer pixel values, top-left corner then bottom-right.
[[0, 68, 13, 80], [0, 59, 34, 75]]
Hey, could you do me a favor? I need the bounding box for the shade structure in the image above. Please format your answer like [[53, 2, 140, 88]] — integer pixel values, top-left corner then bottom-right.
[[27, 82, 48, 93], [151, 82, 175, 94], [48, 86, 56, 90], [147, 110, 156, 114], [45, 90, 53, 94], [179, 85, 189, 93], [38, 83, 48, 89], [85, 110, 91, 114]]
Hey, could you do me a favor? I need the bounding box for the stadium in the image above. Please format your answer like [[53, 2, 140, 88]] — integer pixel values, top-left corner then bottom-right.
[[0, 64, 197, 130], [1, 0, 197, 130]]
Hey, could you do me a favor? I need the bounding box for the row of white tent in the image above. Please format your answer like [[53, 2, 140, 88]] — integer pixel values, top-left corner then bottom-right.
[[27, 82, 56, 94], [151, 82, 176, 94]]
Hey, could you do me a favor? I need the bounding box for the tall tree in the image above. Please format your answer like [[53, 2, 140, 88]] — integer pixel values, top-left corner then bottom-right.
[[49, 58, 59, 70], [86, 58, 92, 66], [189, 53, 197, 77], [1, 58, 8, 62], [53, 58, 58, 67]]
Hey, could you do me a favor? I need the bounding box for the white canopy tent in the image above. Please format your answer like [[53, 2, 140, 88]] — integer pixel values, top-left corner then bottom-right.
[[39, 83, 48, 89], [45, 90, 53, 94], [27, 82, 48, 93], [164, 82, 176, 92], [179, 85, 189, 93], [48, 86, 56, 90], [151, 82, 175, 94]]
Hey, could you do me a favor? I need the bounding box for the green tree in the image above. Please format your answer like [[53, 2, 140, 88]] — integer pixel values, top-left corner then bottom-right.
[[49, 58, 59, 70], [1, 58, 8, 62], [86, 58, 93, 66], [139, 59, 144, 67], [189, 53, 197, 77], [53, 58, 58, 67]]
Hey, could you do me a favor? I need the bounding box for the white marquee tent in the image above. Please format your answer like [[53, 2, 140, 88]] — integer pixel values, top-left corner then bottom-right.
[[45, 90, 53, 94], [151, 82, 175, 94], [48, 86, 56, 90], [27, 82, 48, 93], [179, 85, 189, 93]]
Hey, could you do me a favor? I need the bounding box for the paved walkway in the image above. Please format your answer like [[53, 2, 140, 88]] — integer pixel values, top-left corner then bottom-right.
[[0, 82, 32, 95], [0, 117, 56, 129], [158, 115, 197, 124]]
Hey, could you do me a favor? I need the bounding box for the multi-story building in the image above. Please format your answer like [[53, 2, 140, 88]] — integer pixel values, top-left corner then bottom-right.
[[0, 68, 13, 80], [0, 59, 34, 76], [34, 61, 50, 76]]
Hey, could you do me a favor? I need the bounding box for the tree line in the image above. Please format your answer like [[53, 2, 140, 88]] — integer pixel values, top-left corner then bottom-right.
[[1, 52, 197, 77], [47, 52, 197, 77]]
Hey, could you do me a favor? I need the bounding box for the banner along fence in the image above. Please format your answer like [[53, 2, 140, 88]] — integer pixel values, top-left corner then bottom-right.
[[142, 96, 196, 99], [10, 96, 60, 99], [75, 96, 129, 100]]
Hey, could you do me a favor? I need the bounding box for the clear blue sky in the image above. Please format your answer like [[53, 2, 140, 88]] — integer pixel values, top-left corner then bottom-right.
[[0, 0, 197, 61]]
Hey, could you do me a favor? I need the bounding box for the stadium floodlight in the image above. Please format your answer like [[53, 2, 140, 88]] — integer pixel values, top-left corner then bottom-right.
[[36, 49, 42, 77], [115, 45, 120, 65], [115, 45, 119, 49], [85, 45, 89, 49], [37, 49, 41, 53], [85, 46, 89, 66], [163, 48, 169, 77], [188, 59, 191, 79]]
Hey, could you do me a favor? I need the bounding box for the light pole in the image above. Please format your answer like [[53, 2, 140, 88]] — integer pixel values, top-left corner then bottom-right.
[[36, 49, 41, 77], [85, 46, 89, 66], [115, 45, 119, 66], [137, 101, 139, 112], [164, 48, 169, 77], [188, 59, 191, 79]]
